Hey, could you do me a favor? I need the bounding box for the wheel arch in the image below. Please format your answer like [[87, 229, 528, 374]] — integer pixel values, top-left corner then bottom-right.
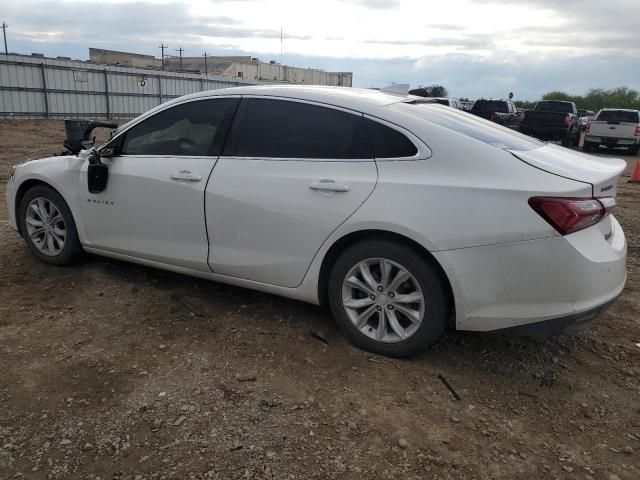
[[317, 229, 455, 320], [14, 179, 68, 235]]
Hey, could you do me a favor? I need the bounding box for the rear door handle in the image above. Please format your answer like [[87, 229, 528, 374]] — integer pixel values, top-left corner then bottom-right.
[[171, 170, 202, 182], [309, 180, 350, 192]]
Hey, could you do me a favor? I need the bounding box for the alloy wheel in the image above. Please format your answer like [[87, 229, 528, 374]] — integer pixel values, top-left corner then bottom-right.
[[341, 258, 426, 343], [25, 197, 67, 256]]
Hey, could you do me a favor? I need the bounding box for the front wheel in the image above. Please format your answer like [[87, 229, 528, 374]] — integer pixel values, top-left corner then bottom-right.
[[328, 240, 450, 357], [18, 185, 83, 265]]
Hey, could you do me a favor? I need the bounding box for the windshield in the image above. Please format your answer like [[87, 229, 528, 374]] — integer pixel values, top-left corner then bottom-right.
[[471, 100, 508, 113], [534, 101, 573, 113], [391, 103, 543, 151], [596, 110, 639, 123]]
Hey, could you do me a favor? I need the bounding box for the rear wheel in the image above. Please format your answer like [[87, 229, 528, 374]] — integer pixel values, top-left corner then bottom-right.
[[18, 185, 83, 265], [328, 239, 450, 357], [583, 142, 592, 152]]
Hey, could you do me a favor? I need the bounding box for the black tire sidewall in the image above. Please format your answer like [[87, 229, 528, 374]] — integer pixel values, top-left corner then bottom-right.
[[328, 240, 449, 357], [18, 185, 83, 265]]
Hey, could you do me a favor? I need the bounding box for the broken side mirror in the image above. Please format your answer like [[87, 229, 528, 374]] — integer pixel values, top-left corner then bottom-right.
[[87, 149, 109, 194]]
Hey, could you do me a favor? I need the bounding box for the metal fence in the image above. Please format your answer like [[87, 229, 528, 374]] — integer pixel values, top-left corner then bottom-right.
[[0, 54, 259, 120]]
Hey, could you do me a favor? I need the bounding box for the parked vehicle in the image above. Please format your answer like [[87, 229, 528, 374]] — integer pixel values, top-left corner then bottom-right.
[[5, 86, 627, 357], [583, 109, 640, 154], [520, 100, 581, 147], [470, 99, 520, 129], [578, 109, 595, 131]]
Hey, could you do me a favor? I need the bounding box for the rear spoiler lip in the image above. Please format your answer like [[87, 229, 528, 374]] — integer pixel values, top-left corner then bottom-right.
[[506, 147, 626, 198]]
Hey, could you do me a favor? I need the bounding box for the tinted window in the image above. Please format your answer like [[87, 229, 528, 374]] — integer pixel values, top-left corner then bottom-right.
[[596, 110, 639, 123], [471, 100, 508, 114], [224, 98, 371, 159], [391, 102, 543, 151], [534, 101, 574, 113], [122, 98, 238, 156], [365, 119, 418, 158]]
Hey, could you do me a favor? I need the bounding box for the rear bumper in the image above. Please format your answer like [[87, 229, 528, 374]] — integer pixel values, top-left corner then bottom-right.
[[434, 215, 626, 332], [492, 296, 617, 336], [584, 135, 639, 147]]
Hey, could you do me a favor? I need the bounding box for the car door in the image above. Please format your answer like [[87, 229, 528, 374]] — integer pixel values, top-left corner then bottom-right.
[[205, 97, 378, 288], [79, 97, 239, 271]]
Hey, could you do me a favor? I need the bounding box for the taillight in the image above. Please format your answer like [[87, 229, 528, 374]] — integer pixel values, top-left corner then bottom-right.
[[519, 113, 525, 124], [490, 113, 496, 122], [635, 124, 640, 136], [585, 123, 590, 133], [563, 116, 571, 127], [528, 197, 614, 235]]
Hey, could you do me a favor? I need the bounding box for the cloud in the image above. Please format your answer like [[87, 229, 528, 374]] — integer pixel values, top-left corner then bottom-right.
[[342, 0, 400, 8], [3, 0, 640, 100], [364, 35, 491, 50]]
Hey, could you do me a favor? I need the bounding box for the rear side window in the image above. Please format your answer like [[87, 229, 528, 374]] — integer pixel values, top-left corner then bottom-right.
[[121, 98, 238, 156], [391, 102, 543, 151], [224, 98, 371, 159], [365, 119, 417, 158], [596, 110, 640, 123]]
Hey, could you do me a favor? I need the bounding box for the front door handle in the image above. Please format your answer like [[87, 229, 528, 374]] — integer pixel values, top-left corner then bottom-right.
[[309, 180, 350, 192], [171, 170, 202, 182]]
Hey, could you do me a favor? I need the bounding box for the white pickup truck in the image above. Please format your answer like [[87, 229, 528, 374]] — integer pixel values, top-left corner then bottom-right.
[[583, 109, 640, 154]]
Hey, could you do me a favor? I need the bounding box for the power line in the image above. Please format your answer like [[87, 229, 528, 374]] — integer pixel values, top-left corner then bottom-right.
[[158, 43, 167, 71], [2, 22, 8, 55], [176, 47, 184, 73]]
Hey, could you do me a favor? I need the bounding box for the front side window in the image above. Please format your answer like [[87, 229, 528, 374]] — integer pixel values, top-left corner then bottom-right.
[[223, 98, 372, 159], [121, 98, 238, 156]]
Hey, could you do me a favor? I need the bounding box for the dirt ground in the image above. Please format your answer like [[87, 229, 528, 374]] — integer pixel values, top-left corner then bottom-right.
[[0, 120, 639, 480]]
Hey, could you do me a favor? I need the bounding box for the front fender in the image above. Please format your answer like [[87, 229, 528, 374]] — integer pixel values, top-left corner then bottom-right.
[[12, 156, 87, 243]]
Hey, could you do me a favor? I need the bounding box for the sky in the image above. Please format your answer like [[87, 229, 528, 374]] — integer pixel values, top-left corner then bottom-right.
[[3, 0, 640, 99]]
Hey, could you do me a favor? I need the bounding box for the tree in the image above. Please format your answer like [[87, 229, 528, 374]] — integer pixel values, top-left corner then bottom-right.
[[409, 84, 448, 98], [540, 86, 640, 112]]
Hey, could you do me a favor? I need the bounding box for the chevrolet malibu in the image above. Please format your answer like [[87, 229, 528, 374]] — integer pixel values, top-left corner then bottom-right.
[[5, 86, 627, 357]]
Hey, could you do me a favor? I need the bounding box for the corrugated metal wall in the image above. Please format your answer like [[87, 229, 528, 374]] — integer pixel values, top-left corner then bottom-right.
[[0, 54, 259, 119]]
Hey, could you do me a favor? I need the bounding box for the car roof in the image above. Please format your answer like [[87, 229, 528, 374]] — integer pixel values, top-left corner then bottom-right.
[[600, 108, 639, 112], [174, 85, 408, 110]]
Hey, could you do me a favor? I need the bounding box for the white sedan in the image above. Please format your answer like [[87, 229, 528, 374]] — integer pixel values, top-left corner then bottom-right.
[[5, 86, 627, 357]]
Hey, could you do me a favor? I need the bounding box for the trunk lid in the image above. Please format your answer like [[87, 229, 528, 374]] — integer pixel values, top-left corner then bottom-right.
[[588, 120, 637, 139], [508, 144, 626, 197]]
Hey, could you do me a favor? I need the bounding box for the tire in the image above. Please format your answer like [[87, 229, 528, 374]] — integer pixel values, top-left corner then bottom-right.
[[561, 133, 572, 148], [18, 185, 83, 265], [582, 142, 592, 153], [328, 239, 450, 357], [629, 146, 639, 156]]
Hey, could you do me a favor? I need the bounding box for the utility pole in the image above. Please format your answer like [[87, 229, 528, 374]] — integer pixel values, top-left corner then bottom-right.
[[203, 51, 208, 76], [2, 22, 8, 55], [176, 47, 184, 73], [159, 43, 167, 70]]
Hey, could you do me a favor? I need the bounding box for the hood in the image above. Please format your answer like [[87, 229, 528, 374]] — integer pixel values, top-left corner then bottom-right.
[[508, 144, 626, 197]]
